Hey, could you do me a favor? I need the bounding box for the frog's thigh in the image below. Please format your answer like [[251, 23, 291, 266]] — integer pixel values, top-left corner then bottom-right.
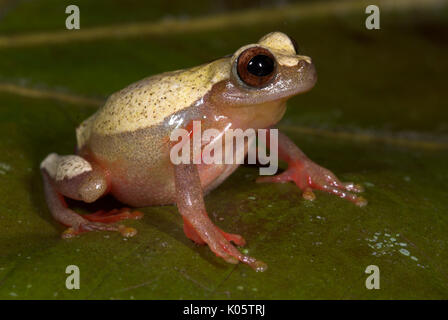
[[40, 153, 108, 203]]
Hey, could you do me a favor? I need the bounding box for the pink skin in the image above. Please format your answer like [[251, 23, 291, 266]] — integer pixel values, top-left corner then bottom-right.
[[41, 35, 366, 271], [256, 130, 367, 207]]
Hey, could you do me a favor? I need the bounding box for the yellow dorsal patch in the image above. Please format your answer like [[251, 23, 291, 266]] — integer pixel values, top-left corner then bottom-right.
[[76, 58, 230, 147], [76, 32, 310, 149]]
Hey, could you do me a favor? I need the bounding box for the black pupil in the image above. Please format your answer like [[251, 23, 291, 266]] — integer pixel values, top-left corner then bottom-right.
[[247, 55, 274, 77]]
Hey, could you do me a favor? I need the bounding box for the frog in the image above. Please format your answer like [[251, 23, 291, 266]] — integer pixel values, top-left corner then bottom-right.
[[40, 32, 366, 271]]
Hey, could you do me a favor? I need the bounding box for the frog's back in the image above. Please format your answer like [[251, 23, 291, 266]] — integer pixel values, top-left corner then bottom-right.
[[76, 59, 230, 150]]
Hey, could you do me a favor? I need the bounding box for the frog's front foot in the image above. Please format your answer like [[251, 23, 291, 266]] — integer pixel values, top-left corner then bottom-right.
[[216, 226, 246, 247], [257, 130, 367, 207], [183, 214, 264, 271], [257, 160, 367, 207], [192, 220, 266, 272], [206, 228, 266, 272]]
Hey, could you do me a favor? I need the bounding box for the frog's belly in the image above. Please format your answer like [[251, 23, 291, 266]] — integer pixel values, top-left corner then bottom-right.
[[106, 161, 240, 207], [88, 140, 245, 207], [86, 122, 251, 207]]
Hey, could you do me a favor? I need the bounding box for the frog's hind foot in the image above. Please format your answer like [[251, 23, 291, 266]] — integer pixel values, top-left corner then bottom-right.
[[64, 208, 143, 238], [62, 222, 137, 239], [84, 208, 143, 224]]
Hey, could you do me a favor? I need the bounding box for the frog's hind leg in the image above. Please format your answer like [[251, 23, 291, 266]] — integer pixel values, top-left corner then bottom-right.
[[40, 153, 140, 238]]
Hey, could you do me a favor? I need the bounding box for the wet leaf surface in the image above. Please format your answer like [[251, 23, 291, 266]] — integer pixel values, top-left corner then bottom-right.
[[0, 0, 447, 299]]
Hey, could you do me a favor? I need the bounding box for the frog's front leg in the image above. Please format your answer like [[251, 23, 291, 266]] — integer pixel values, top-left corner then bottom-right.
[[40, 153, 140, 238], [174, 162, 267, 271], [257, 130, 367, 207]]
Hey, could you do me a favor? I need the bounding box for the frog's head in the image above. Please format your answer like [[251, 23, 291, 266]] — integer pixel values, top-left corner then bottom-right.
[[209, 32, 317, 108]]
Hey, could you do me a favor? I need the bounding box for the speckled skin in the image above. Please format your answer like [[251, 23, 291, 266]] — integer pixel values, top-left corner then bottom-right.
[[41, 32, 366, 271]]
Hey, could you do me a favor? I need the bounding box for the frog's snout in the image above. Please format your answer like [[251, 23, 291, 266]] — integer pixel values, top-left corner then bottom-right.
[[296, 58, 317, 92]]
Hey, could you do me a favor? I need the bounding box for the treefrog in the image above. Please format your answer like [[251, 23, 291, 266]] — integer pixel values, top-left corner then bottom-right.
[[41, 32, 366, 271]]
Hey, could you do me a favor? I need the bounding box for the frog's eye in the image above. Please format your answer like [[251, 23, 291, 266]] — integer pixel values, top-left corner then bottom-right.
[[236, 47, 276, 88]]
